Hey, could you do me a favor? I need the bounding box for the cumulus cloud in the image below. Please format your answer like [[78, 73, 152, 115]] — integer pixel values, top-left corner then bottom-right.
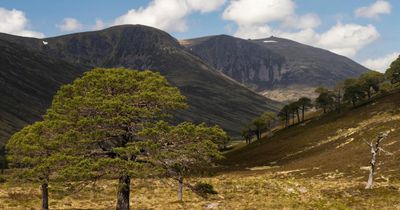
[[0, 7, 44, 38], [223, 0, 295, 25], [355, 0, 391, 19], [316, 23, 380, 57], [57, 18, 83, 32], [114, 0, 225, 32], [187, 0, 226, 13], [362, 52, 400, 72], [234, 25, 273, 39], [92, 19, 106, 30], [283, 13, 321, 30], [223, 0, 380, 57]]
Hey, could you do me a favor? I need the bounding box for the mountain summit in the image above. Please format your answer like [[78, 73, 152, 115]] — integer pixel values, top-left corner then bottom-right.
[[181, 35, 369, 101]]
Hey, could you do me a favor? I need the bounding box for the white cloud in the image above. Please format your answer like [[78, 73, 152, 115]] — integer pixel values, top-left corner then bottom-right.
[[234, 24, 273, 39], [362, 52, 400, 72], [355, 0, 391, 19], [186, 0, 226, 13], [92, 19, 106, 30], [223, 0, 380, 58], [223, 0, 295, 25], [283, 13, 321, 30], [114, 0, 225, 32], [316, 23, 380, 57], [277, 28, 318, 45], [57, 18, 83, 32], [0, 7, 44, 38]]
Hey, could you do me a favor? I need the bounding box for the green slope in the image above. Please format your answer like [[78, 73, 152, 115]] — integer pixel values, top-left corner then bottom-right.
[[223, 91, 400, 179]]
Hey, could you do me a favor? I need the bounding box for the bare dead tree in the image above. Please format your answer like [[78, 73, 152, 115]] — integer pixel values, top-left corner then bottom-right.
[[364, 131, 392, 189]]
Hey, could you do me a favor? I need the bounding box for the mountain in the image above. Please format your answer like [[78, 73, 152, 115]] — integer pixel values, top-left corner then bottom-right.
[[0, 25, 281, 145], [181, 35, 369, 101]]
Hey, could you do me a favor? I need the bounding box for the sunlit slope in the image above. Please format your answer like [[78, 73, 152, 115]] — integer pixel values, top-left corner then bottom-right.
[[223, 91, 400, 179]]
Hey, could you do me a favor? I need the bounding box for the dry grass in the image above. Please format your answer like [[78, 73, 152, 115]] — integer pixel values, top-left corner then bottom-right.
[[1, 92, 400, 209], [223, 91, 400, 180], [260, 87, 318, 102], [0, 172, 399, 210]]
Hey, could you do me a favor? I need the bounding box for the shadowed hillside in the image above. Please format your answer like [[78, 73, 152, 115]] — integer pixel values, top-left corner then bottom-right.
[[223, 91, 400, 179], [0, 39, 86, 145], [0, 25, 281, 145]]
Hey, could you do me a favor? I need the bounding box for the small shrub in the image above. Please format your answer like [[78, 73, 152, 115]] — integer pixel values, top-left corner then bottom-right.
[[193, 182, 218, 198], [379, 81, 392, 94], [0, 175, 6, 183]]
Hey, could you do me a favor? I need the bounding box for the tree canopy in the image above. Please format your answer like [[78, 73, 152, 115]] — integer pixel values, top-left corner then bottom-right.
[[139, 121, 226, 200], [8, 68, 189, 209], [386, 55, 400, 84]]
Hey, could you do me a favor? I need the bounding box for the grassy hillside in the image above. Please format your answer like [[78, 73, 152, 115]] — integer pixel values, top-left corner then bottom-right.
[[0, 39, 85, 146], [223, 91, 400, 180]]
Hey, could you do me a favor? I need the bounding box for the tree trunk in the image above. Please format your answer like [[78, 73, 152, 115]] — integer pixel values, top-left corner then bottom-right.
[[337, 90, 341, 113], [296, 110, 300, 123], [365, 132, 389, 189], [366, 148, 376, 189], [41, 182, 49, 210], [292, 113, 295, 125], [116, 175, 130, 210], [301, 106, 305, 122], [285, 115, 288, 127], [178, 177, 183, 201]]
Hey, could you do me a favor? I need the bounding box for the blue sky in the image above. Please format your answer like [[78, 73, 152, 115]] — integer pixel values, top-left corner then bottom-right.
[[0, 0, 399, 72]]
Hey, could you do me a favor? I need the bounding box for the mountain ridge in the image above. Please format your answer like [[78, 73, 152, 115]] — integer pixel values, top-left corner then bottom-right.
[[181, 34, 369, 100], [0, 25, 281, 145]]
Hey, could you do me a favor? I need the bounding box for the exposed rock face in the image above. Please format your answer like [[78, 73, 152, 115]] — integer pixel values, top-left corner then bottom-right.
[[182, 35, 369, 92], [0, 25, 281, 144]]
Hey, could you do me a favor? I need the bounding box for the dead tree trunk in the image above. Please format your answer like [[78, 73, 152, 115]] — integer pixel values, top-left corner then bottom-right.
[[178, 177, 184, 201], [116, 175, 130, 210], [365, 132, 390, 189], [41, 182, 49, 210]]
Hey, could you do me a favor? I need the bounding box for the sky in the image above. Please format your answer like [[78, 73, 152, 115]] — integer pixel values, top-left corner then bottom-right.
[[0, 0, 399, 72]]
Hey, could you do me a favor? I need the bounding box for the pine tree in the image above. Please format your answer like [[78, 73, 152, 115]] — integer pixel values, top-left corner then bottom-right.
[[6, 120, 76, 210], [44, 68, 187, 209], [140, 121, 226, 201], [297, 97, 313, 122]]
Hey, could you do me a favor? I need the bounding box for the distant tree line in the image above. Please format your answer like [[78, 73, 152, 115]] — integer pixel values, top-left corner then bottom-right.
[[278, 97, 313, 128], [312, 55, 400, 115], [241, 112, 276, 144]]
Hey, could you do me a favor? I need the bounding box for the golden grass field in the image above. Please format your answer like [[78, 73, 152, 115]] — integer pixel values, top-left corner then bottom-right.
[[1, 92, 400, 209], [1, 170, 400, 210]]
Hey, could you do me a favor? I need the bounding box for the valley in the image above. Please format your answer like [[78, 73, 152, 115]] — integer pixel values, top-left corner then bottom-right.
[[0, 22, 399, 210]]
